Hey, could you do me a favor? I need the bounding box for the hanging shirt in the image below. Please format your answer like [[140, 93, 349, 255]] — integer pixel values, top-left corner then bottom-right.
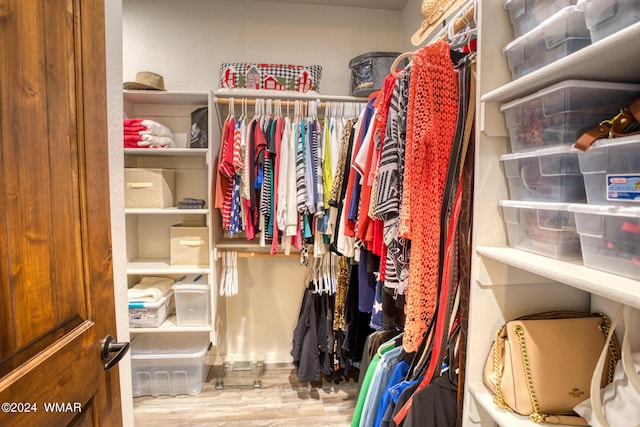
[[295, 119, 308, 213], [304, 118, 317, 215], [322, 117, 333, 210], [220, 117, 237, 230], [270, 117, 284, 254], [284, 118, 299, 236], [375, 77, 410, 294], [313, 119, 325, 216]]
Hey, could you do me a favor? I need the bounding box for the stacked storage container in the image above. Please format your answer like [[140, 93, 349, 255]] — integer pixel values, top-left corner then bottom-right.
[[499, 0, 640, 265], [578, 0, 640, 43], [570, 132, 640, 280], [569, 0, 640, 280], [503, 2, 590, 80], [131, 334, 211, 397]]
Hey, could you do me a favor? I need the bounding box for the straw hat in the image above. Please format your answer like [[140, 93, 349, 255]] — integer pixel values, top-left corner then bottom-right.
[[123, 71, 166, 91], [411, 0, 469, 46]]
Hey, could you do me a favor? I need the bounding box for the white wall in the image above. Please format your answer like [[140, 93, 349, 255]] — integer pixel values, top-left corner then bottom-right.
[[122, 0, 405, 95], [215, 257, 307, 364], [402, 0, 426, 50], [105, 1, 134, 426]]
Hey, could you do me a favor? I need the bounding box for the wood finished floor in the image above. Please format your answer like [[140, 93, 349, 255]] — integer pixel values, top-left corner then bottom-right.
[[132, 364, 359, 426]]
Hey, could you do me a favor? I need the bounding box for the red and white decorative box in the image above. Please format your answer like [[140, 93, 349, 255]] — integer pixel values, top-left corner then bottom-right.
[[219, 63, 322, 93]]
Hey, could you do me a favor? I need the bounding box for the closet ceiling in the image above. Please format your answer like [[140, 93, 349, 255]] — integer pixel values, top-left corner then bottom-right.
[[256, 0, 409, 11]]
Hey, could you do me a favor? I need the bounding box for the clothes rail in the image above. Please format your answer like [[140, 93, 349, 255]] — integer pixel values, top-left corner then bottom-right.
[[217, 251, 300, 259], [214, 97, 365, 110], [215, 97, 369, 106], [212, 90, 369, 132], [213, 88, 368, 104]]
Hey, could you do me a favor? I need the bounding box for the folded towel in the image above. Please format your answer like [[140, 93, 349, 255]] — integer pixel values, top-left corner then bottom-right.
[[124, 140, 143, 148], [141, 119, 174, 138], [140, 134, 174, 146], [124, 134, 144, 148], [124, 125, 148, 132], [128, 276, 175, 302], [124, 118, 143, 127], [177, 198, 206, 209], [138, 135, 176, 148], [124, 134, 143, 143]]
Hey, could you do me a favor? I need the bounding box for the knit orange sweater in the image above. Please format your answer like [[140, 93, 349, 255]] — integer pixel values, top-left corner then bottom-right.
[[399, 41, 459, 353]]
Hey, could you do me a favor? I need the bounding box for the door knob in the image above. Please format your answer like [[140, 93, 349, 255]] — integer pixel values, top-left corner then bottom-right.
[[100, 335, 130, 371]]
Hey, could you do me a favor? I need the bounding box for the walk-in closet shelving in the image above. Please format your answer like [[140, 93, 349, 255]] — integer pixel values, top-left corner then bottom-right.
[[464, 3, 640, 426], [123, 90, 215, 338]]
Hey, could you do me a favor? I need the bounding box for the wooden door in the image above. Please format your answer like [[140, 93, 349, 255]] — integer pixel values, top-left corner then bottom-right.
[[0, 0, 124, 426]]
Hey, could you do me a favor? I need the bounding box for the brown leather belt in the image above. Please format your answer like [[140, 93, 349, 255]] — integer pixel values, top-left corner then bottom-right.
[[575, 98, 640, 151]]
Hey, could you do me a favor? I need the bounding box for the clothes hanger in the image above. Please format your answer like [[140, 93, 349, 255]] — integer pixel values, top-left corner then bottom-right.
[[390, 51, 414, 78], [226, 96, 234, 122]]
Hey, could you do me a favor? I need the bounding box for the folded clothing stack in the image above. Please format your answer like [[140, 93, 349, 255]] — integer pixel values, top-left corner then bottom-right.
[[177, 198, 206, 209], [128, 276, 175, 302], [124, 118, 176, 148]]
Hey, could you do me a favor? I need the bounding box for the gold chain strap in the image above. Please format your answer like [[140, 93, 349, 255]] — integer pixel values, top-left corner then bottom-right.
[[595, 311, 620, 383], [514, 325, 547, 423], [491, 327, 512, 412]]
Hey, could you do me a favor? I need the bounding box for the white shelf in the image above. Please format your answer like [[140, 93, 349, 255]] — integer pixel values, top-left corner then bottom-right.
[[123, 148, 207, 157], [129, 315, 212, 334], [125, 207, 208, 215], [482, 21, 640, 103], [469, 383, 576, 427], [123, 90, 208, 105], [477, 246, 640, 310], [126, 259, 211, 275]]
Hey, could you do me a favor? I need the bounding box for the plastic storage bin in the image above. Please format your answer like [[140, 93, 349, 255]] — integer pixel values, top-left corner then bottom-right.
[[505, 0, 577, 38], [173, 275, 210, 327], [570, 204, 640, 280], [349, 52, 402, 97], [577, 135, 640, 205], [501, 146, 587, 202], [129, 290, 174, 328], [501, 80, 640, 152], [170, 224, 209, 266], [124, 168, 176, 208], [503, 6, 591, 80], [579, 0, 640, 42], [131, 334, 211, 397], [499, 200, 582, 259]]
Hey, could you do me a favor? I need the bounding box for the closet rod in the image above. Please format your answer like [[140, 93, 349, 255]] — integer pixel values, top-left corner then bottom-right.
[[214, 97, 366, 109], [216, 251, 301, 259]]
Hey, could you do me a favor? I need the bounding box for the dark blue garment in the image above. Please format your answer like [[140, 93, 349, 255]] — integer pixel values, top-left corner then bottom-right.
[[347, 98, 376, 221], [228, 174, 243, 236], [370, 280, 384, 331], [358, 248, 376, 313], [347, 178, 362, 221]]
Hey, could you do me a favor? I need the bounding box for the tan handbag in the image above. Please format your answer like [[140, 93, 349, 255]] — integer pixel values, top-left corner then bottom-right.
[[483, 311, 620, 425]]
